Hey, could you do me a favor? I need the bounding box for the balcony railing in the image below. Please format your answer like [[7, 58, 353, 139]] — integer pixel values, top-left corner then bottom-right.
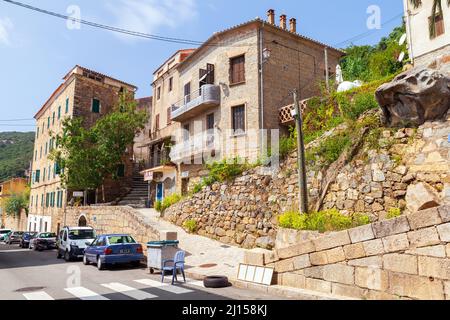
[[171, 84, 220, 122]]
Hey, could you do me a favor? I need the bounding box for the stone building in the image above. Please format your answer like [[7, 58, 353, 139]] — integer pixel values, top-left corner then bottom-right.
[[0, 177, 28, 229], [133, 96, 153, 163], [404, 0, 450, 67], [140, 10, 343, 200], [28, 66, 137, 233]]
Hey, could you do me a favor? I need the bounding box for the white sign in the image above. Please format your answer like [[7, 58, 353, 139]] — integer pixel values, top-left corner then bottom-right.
[[237, 264, 274, 286], [144, 171, 153, 182], [73, 191, 84, 197], [181, 171, 189, 179]]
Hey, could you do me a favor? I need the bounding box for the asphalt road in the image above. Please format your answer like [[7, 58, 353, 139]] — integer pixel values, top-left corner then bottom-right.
[[0, 243, 285, 301]]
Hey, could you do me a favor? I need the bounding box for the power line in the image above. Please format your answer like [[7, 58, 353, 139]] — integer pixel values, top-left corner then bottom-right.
[[333, 12, 404, 48], [0, 118, 34, 122]]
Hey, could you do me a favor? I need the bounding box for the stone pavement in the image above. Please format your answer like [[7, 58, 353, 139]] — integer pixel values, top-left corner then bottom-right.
[[137, 208, 246, 280]]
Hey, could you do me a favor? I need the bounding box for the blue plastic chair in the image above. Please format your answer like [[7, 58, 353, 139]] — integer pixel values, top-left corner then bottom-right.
[[161, 251, 186, 284]]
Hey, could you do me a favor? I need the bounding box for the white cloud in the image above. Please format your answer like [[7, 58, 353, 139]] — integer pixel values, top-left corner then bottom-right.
[[0, 17, 13, 46], [104, 0, 198, 42]]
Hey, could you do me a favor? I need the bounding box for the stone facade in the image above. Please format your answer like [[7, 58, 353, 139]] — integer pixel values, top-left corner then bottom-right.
[[29, 66, 137, 233], [65, 206, 159, 246], [245, 205, 450, 300]]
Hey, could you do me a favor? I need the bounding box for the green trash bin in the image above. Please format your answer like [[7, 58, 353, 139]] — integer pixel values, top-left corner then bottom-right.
[[146, 240, 180, 274]]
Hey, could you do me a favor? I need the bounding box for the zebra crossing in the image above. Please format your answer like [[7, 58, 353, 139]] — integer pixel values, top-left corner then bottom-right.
[[22, 278, 205, 300]]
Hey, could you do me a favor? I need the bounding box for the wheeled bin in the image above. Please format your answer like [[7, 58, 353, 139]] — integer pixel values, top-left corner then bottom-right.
[[146, 240, 180, 274]]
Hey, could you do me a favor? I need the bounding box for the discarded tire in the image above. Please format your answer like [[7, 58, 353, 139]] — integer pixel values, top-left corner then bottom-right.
[[203, 276, 230, 288]]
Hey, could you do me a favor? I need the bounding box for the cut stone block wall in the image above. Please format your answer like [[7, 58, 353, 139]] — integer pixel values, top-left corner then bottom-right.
[[244, 205, 450, 300]]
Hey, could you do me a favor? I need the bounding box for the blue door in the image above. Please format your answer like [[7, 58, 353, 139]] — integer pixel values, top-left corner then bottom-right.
[[156, 183, 164, 202]]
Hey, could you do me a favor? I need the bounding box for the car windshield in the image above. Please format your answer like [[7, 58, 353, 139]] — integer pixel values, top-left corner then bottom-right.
[[107, 235, 136, 245], [69, 229, 95, 240], [40, 233, 56, 239], [13, 232, 24, 235], [0, 230, 11, 234]]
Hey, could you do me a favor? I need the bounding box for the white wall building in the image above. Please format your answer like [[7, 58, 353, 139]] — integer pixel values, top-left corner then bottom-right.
[[404, 0, 450, 66]]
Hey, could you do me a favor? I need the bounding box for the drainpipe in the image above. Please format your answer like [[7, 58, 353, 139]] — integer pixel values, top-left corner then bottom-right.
[[404, 1, 415, 65], [259, 24, 265, 157]]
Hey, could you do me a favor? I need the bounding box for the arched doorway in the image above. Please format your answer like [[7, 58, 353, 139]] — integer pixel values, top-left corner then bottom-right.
[[78, 215, 87, 227]]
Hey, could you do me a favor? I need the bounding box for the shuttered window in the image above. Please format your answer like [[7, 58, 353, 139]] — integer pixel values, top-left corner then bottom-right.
[[184, 82, 191, 103], [230, 55, 245, 85], [117, 164, 125, 177], [430, 14, 445, 38], [58, 106, 61, 119], [92, 98, 100, 113], [232, 105, 246, 134], [155, 114, 160, 131], [65, 98, 69, 113], [167, 107, 171, 125], [169, 77, 173, 92]]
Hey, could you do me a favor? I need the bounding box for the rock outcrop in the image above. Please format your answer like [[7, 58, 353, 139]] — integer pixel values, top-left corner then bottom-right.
[[376, 67, 450, 127]]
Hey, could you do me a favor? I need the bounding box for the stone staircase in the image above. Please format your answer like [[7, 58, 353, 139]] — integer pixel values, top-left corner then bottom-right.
[[118, 167, 148, 208]]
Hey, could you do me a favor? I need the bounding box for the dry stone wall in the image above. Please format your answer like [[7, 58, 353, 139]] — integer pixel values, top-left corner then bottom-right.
[[244, 205, 450, 300]]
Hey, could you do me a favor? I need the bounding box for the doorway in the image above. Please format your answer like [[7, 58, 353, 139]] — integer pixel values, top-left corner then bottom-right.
[[78, 215, 87, 227], [156, 183, 164, 202]]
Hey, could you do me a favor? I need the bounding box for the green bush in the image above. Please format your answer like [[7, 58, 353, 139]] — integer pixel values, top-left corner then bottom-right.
[[387, 208, 402, 219], [154, 193, 182, 213], [307, 132, 351, 167], [278, 209, 370, 233], [183, 219, 197, 233], [337, 92, 378, 120]]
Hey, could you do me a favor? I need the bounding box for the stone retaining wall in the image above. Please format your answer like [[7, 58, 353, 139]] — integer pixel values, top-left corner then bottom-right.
[[245, 205, 450, 300], [65, 206, 159, 245]]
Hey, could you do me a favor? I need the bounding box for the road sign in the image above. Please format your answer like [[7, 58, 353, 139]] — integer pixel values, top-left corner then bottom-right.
[[144, 171, 153, 182], [73, 191, 84, 197]]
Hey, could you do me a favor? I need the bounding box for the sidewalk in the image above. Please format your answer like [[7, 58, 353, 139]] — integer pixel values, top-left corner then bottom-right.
[[137, 208, 245, 280]]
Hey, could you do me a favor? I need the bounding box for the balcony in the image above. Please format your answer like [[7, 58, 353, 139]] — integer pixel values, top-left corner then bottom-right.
[[171, 84, 220, 122]]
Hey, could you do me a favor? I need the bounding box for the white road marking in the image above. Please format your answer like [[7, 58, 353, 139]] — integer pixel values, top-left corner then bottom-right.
[[65, 286, 108, 300], [23, 291, 54, 300], [134, 279, 193, 294], [0, 249, 30, 253], [187, 280, 205, 288], [101, 282, 157, 300]]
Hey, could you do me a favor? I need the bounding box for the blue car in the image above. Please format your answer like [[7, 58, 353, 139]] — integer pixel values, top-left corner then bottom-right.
[[83, 234, 144, 270]]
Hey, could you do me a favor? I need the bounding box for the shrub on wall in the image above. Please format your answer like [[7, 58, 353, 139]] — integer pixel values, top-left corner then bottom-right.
[[278, 209, 370, 233], [183, 219, 197, 234]]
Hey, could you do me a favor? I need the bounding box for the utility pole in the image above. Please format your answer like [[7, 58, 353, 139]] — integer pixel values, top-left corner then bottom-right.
[[292, 90, 308, 214]]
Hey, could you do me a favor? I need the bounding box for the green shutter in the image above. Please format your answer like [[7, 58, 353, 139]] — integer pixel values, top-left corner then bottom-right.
[[58, 106, 61, 119], [92, 99, 100, 113], [117, 164, 125, 177], [65, 98, 69, 113]]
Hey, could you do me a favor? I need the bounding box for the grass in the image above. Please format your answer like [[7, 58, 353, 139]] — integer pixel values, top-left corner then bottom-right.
[[155, 193, 182, 213], [278, 209, 370, 233], [183, 219, 198, 233]]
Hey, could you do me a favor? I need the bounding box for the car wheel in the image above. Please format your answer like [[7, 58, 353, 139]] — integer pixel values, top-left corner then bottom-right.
[[203, 276, 230, 288], [83, 255, 90, 265], [56, 250, 62, 259], [97, 257, 105, 270], [64, 250, 72, 262], [131, 261, 140, 268]]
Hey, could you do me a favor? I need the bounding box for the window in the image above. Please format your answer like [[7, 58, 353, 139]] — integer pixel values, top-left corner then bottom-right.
[[35, 170, 40, 183], [92, 98, 100, 113], [184, 82, 191, 103], [232, 105, 246, 135], [55, 162, 61, 175], [206, 113, 215, 146], [230, 55, 245, 85], [40, 146, 42, 159], [45, 142, 48, 155], [168, 77, 173, 92], [36, 127, 39, 139], [43, 168, 46, 182], [65, 98, 69, 113], [47, 117, 50, 129], [36, 195, 38, 207], [183, 124, 190, 142], [167, 107, 171, 125], [117, 164, 125, 177], [35, 150, 37, 161], [52, 112, 55, 125], [155, 114, 160, 131], [41, 194, 44, 208], [430, 13, 445, 38], [157, 86, 161, 100], [30, 196, 33, 208], [58, 106, 61, 119]]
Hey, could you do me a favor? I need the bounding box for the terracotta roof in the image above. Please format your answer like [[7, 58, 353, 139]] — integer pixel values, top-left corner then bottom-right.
[[153, 49, 196, 75], [178, 18, 344, 68]]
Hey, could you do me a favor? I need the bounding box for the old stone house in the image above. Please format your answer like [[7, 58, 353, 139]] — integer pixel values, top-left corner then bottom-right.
[[140, 10, 343, 201], [29, 66, 137, 233], [404, 0, 450, 67]]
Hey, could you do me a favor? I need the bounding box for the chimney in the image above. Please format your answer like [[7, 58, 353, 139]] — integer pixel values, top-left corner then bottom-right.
[[289, 18, 297, 33], [280, 14, 287, 30], [267, 9, 275, 25]]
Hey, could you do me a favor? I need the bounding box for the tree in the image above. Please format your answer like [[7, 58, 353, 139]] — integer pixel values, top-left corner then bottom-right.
[[410, 0, 450, 37], [3, 188, 30, 217], [50, 90, 147, 203]]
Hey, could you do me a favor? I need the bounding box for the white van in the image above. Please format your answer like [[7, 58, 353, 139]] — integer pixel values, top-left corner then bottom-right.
[[57, 226, 96, 261], [0, 229, 12, 242]]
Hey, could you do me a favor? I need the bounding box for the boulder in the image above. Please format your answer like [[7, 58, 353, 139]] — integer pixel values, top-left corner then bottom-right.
[[375, 67, 450, 127], [405, 182, 441, 213], [255, 236, 275, 250]]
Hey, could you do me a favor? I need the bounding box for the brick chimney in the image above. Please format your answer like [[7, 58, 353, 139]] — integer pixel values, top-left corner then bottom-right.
[[280, 14, 287, 30], [267, 9, 275, 25], [289, 18, 297, 33]]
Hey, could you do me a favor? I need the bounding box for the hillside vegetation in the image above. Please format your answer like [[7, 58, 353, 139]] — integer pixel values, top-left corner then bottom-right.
[[0, 132, 35, 182]]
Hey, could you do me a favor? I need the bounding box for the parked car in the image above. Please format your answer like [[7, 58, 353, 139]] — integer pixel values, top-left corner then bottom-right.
[[29, 232, 57, 251], [0, 229, 12, 242], [20, 232, 37, 248], [83, 234, 144, 270], [6, 231, 25, 245], [57, 226, 96, 261]]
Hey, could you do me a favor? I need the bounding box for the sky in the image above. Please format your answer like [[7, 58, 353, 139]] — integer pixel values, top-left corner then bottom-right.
[[0, 0, 404, 132]]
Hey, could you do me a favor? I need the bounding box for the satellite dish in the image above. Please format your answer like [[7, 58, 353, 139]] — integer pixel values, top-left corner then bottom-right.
[[399, 33, 407, 46], [398, 51, 406, 63]]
